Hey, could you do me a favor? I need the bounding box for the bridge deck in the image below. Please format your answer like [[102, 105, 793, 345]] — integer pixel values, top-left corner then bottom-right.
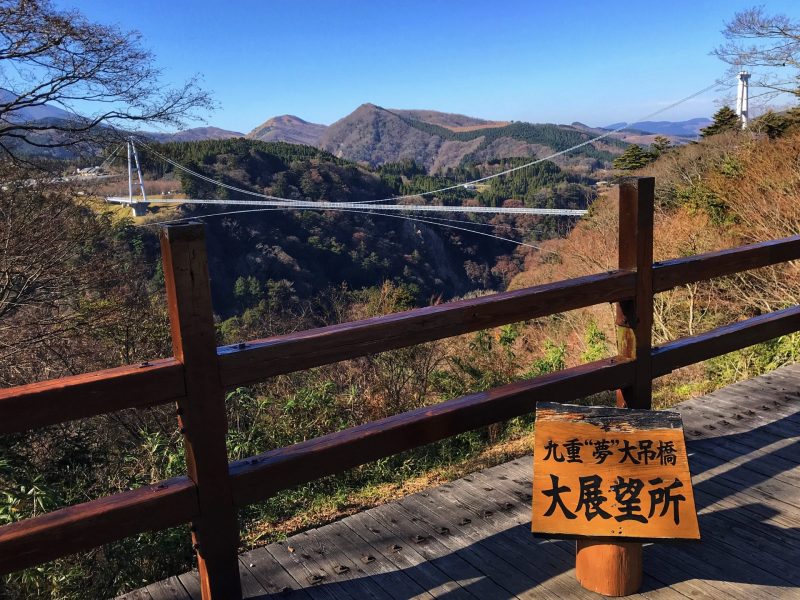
[[121, 364, 800, 599]]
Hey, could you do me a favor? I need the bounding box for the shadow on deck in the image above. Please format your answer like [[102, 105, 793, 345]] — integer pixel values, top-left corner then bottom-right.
[[125, 365, 800, 600]]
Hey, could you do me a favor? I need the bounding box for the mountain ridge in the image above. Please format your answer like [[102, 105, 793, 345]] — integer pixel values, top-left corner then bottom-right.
[[247, 114, 327, 145], [602, 118, 712, 137], [2, 91, 710, 168]]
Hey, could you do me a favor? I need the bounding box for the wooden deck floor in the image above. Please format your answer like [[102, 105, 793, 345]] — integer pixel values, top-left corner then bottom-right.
[[121, 364, 800, 599]]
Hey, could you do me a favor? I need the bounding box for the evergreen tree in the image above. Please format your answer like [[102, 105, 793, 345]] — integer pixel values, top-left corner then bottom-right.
[[650, 135, 672, 157], [753, 108, 800, 139], [612, 145, 652, 170], [701, 106, 740, 137]]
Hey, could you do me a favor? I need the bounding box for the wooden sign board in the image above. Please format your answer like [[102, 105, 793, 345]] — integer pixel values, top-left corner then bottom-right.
[[532, 403, 700, 541]]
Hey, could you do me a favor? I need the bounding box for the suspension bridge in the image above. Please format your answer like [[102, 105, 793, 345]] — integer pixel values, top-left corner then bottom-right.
[[105, 139, 589, 219]]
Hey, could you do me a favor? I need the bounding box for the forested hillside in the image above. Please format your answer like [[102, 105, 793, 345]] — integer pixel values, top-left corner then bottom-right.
[[512, 124, 800, 405], [133, 138, 592, 316], [6, 118, 799, 599]]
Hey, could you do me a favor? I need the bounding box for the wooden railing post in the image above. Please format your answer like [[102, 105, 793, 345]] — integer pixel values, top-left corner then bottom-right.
[[161, 223, 242, 600], [615, 177, 655, 410], [575, 177, 654, 597]]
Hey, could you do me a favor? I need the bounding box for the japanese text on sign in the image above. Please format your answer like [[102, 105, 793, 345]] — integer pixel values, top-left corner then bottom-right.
[[532, 403, 699, 540]]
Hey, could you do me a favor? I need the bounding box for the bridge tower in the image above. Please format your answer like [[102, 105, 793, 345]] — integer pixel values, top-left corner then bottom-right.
[[126, 139, 149, 217], [736, 71, 751, 129]]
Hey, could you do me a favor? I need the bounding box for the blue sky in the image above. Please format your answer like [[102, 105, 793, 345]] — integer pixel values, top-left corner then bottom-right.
[[61, 1, 799, 132]]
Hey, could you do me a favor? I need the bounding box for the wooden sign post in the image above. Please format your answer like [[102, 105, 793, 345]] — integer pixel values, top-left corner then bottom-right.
[[532, 402, 699, 596]]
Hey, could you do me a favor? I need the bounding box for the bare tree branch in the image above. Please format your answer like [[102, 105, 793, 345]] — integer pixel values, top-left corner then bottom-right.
[[0, 0, 214, 163], [714, 7, 800, 100]]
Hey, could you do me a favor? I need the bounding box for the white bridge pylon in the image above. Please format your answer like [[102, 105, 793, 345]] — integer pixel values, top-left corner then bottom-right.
[[114, 139, 149, 216]]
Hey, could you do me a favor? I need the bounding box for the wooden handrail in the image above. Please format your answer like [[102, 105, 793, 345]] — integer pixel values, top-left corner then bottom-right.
[[3, 178, 800, 599], [217, 269, 635, 386], [0, 358, 185, 435], [651, 305, 800, 377], [0, 476, 197, 575], [229, 357, 635, 506], [653, 234, 800, 293]]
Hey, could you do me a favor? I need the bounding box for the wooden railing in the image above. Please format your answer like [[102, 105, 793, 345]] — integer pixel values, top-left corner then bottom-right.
[[2, 177, 800, 599]]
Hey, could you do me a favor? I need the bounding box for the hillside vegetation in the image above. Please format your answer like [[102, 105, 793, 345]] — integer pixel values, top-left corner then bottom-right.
[[3, 126, 799, 599]]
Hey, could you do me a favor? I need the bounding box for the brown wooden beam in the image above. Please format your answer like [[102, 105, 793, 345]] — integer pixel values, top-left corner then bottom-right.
[[0, 476, 197, 575], [217, 270, 636, 388], [0, 358, 185, 434], [228, 357, 635, 507], [615, 177, 655, 409], [653, 234, 800, 293], [161, 223, 242, 600], [651, 305, 800, 377]]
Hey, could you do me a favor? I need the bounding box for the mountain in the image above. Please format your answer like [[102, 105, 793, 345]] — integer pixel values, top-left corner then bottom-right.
[[318, 104, 624, 172], [0, 88, 75, 122], [148, 126, 244, 142], [2, 90, 625, 172], [247, 115, 327, 145], [318, 103, 446, 168], [603, 118, 712, 138]]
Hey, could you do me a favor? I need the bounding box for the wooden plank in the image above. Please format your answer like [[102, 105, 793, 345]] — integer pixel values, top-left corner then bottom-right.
[[685, 382, 799, 421], [145, 576, 192, 600], [300, 527, 392, 600], [689, 386, 800, 440], [217, 270, 635, 387], [0, 476, 197, 575], [651, 306, 800, 377], [645, 543, 782, 600], [679, 401, 793, 443], [420, 480, 599, 600], [364, 502, 515, 599], [230, 357, 635, 506], [470, 450, 800, 597], [652, 520, 798, 599], [0, 358, 185, 434], [239, 549, 314, 599], [263, 538, 356, 600], [398, 493, 564, 600], [384, 499, 537, 599], [160, 223, 241, 600], [687, 445, 800, 511], [176, 570, 201, 600], [690, 433, 800, 495], [692, 510, 800, 585], [313, 519, 435, 600], [690, 433, 800, 489], [718, 378, 800, 421], [343, 509, 479, 599], [118, 587, 155, 600], [692, 472, 800, 531], [687, 434, 800, 528], [681, 395, 800, 452], [236, 559, 283, 600], [653, 234, 800, 293], [616, 177, 654, 409]]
